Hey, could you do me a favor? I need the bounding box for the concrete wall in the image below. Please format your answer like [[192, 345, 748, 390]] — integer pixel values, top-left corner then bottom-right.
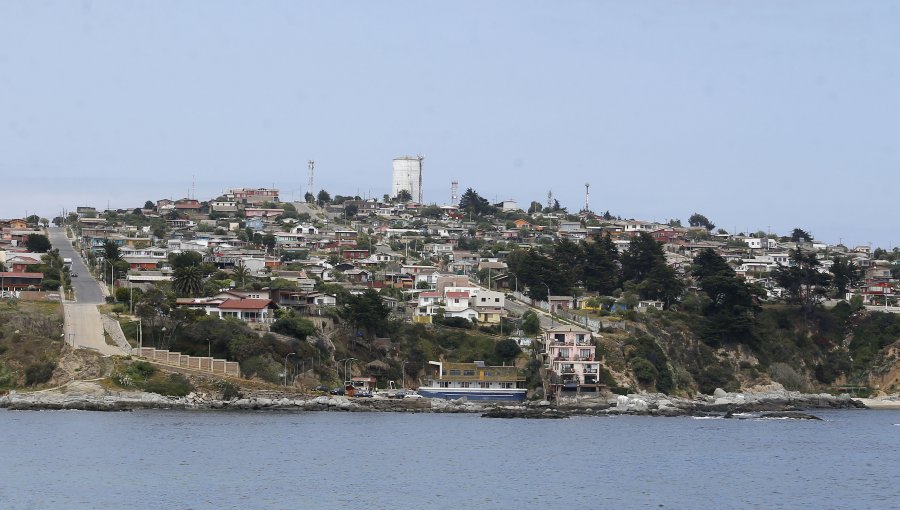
[[138, 347, 241, 377]]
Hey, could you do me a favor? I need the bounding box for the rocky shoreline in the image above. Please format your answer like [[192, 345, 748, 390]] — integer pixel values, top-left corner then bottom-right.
[[0, 382, 873, 418]]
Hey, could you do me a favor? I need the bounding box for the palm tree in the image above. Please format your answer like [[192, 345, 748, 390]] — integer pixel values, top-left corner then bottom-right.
[[232, 262, 250, 288], [173, 265, 203, 297]]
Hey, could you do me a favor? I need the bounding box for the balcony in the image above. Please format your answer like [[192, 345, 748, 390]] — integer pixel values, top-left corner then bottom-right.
[[561, 367, 576, 374]]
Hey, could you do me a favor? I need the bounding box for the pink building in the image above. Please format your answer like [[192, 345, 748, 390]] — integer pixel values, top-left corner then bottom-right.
[[544, 325, 602, 394]]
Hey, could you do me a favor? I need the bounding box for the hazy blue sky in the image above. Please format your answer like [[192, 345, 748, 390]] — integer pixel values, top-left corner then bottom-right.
[[2, 1, 898, 247]]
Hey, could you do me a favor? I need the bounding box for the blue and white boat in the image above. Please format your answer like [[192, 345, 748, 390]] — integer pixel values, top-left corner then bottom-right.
[[416, 361, 527, 402]]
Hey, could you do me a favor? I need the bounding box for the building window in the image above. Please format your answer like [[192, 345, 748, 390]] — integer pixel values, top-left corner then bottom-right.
[[449, 370, 461, 376], [479, 382, 490, 388], [439, 381, 450, 388], [460, 382, 470, 388], [463, 370, 475, 376]]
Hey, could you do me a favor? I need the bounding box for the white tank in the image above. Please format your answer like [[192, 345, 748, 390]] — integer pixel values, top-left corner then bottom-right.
[[391, 156, 423, 202]]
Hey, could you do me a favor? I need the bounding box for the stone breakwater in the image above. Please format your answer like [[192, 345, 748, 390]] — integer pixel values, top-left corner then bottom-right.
[[0, 383, 867, 417]]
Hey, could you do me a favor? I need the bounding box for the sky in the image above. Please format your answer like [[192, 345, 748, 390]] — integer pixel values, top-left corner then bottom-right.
[[1, 1, 898, 247]]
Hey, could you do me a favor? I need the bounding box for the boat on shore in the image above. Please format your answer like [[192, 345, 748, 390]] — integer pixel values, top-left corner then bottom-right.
[[416, 361, 527, 402]]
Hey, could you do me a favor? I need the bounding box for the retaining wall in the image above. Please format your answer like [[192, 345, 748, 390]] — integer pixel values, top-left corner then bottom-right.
[[137, 347, 240, 377]]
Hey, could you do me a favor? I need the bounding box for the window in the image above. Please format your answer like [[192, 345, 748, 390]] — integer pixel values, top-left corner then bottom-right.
[[460, 382, 470, 388], [463, 370, 475, 376], [449, 370, 461, 376], [439, 381, 450, 388], [479, 382, 490, 388], [495, 298, 500, 302]]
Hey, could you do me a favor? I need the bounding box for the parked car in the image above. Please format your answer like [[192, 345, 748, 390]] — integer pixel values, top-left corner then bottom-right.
[[403, 392, 423, 399], [71, 273, 78, 277], [329, 387, 345, 395]]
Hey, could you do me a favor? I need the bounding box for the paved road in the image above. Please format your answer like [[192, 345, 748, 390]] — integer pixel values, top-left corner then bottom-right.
[[49, 227, 126, 356], [48, 227, 105, 304], [505, 296, 557, 330]]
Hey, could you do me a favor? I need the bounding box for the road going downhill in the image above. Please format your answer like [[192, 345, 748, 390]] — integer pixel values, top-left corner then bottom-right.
[[49, 227, 126, 356]]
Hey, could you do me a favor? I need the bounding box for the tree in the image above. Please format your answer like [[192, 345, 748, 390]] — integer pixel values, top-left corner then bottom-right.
[[271, 316, 317, 340], [527, 201, 543, 214], [790, 228, 812, 243], [494, 339, 522, 364], [395, 189, 412, 202], [521, 311, 541, 336], [621, 233, 683, 306], [581, 235, 620, 295], [173, 265, 203, 297], [688, 213, 715, 231], [261, 234, 276, 254], [830, 256, 860, 298], [772, 248, 832, 314], [344, 203, 359, 218], [317, 189, 331, 206], [458, 188, 496, 216], [103, 241, 121, 262], [25, 234, 51, 253], [232, 262, 250, 287], [342, 289, 390, 337], [304, 192, 314, 203], [169, 251, 202, 269], [691, 249, 763, 347], [144, 200, 155, 209]]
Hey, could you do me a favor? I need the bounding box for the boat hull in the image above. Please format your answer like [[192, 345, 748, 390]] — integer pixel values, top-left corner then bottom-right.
[[416, 387, 527, 402]]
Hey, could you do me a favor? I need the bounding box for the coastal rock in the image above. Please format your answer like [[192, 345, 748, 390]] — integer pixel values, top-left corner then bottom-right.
[[713, 388, 727, 398], [759, 411, 822, 420]]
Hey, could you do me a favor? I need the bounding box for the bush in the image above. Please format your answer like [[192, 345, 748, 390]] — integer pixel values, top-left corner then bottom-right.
[[630, 358, 658, 387], [219, 381, 243, 400], [769, 362, 808, 392], [25, 362, 55, 386], [144, 373, 193, 396]]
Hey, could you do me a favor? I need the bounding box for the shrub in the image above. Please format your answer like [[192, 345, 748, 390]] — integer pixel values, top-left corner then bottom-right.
[[25, 362, 55, 386], [630, 358, 658, 387], [219, 381, 243, 401], [144, 373, 193, 397], [769, 362, 808, 392]]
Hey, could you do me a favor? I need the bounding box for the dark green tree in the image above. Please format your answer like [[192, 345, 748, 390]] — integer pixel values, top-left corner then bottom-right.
[[790, 228, 812, 243], [458, 188, 496, 216], [830, 256, 860, 298], [521, 311, 541, 336], [773, 248, 831, 314], [317, 189, 331, 206], [691, 249, 763, 347], [342, 289, 390, 337], [581, 235, 620, 295], [395, 189, 413, 202], [621, 233, 684, 305], [25, 234, 51, 253], [169, 251, 202, 269], [173, 265, 204, 297], [688, 213, 715, 231]]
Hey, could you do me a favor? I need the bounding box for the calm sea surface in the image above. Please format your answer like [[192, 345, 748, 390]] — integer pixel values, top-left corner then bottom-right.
[[1, 408, 898, 510]]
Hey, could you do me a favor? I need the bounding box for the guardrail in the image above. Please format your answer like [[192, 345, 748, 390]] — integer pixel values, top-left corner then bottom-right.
[[136, 347, 241, 377]]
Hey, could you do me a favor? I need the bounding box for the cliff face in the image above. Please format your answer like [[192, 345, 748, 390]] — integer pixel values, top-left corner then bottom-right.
[[592, 304, 900, 397]]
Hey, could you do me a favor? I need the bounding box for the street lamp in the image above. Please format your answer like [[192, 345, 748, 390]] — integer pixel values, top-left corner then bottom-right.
[[543, 282, 554, 328], [284, 352, 295, 387], [402, 361, 409, 389], [344, 358, 356, 386]]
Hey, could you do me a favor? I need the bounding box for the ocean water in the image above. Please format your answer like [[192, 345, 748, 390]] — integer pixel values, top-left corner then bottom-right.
[[1, 409, 898, 509]]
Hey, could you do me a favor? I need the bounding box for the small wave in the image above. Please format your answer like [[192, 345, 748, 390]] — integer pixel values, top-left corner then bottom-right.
[[692, 416, 723, 420]]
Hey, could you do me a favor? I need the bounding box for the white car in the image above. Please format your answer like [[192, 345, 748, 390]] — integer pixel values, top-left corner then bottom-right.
[[403, 392, 423, 399]]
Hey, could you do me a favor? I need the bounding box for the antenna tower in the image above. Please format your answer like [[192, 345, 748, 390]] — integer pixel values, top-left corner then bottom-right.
[[547, 190, 553, 210], [417, 155, 424, 203], [192, 175, 196, 200], [451, 180, 458, 206], [307, 160, 315, 199], [584, 182, 590, 212]]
